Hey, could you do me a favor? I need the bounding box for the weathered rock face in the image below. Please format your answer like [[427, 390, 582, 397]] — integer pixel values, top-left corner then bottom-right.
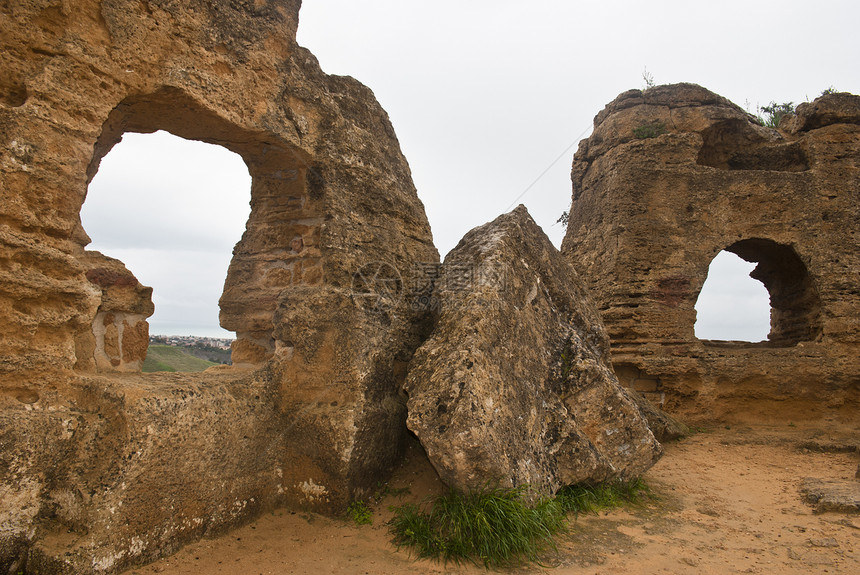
[[405, 206, 662, 495], [561, 84, 860, 423], [625, 390, 690, 443], [1, 370, 288, 574], [77, 251, 154, 373], [1, 0, 437, 572]]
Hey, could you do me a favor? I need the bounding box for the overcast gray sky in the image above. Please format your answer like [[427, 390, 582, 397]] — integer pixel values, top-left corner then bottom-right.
[[82, 0, 860, 339]]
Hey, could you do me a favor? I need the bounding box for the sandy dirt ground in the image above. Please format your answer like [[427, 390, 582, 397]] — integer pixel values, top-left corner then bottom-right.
[[126, 424, 859, 575]]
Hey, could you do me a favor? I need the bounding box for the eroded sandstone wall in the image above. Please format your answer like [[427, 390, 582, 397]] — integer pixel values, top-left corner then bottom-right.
[[562, 84, 860, 423], [2, 370, 288, 574], [1, 0, 437, 571]]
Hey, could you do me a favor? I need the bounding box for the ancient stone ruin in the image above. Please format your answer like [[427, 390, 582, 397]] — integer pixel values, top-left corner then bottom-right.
[[2, 1, 438, 571], [1, 1, 857, 574], [561, 84, 860, 423]]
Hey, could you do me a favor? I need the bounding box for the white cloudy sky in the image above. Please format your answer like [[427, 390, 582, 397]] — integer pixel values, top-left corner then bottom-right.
[[81, 0, 860, 339]]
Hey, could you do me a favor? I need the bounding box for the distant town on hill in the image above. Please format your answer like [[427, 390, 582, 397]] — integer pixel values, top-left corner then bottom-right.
[[150, 334, 233, 350]]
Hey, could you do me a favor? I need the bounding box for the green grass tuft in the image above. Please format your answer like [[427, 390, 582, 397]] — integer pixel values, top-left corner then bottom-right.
[[347, 500, 373, 525], [389, 485, 562, 568], [632, 121, 667, 139], [389, 479, 648, 568], [555, 477, 649, 517]]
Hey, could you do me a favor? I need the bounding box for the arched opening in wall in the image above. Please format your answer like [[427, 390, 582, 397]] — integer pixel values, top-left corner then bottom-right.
[[82, 130, 251, 370], [77, 87, 322, 373], [695, 251, 770, 342], [695, 239, 822, 346]]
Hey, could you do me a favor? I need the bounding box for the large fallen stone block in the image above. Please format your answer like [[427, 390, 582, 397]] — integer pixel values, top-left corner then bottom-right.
[[404, 206, 662, 495]]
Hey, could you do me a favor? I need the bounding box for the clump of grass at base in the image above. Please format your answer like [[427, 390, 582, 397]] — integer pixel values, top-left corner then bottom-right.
[[555, 477, 649, 517], [389, 486, 563, 568], [388, 479, 648, 568], [347, 500, 373, 525]]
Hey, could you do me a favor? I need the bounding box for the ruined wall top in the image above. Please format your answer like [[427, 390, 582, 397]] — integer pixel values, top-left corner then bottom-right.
[[562, 83, 860, 422]]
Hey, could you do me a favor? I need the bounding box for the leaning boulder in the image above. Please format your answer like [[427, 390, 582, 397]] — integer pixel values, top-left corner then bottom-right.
[[404, 206, 662, 495]]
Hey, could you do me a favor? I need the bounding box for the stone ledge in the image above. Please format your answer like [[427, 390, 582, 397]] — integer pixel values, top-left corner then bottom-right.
[[801, 478, 860, 514]]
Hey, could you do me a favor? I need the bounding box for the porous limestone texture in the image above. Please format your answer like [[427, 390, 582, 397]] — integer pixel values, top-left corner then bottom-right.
[[561, 84, 860, 423], [1, 0, 437, 572], [2, 371, 287, 574], [405, 206, 662, 495], [801, 477, 860, 514], [625, 389, 690, 443]]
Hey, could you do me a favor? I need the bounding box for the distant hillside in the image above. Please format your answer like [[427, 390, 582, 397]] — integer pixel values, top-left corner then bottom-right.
[[143, 344, 219, 373]]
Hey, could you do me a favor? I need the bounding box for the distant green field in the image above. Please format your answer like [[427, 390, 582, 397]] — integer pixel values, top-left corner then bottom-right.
[[142, 344, 219, 373]]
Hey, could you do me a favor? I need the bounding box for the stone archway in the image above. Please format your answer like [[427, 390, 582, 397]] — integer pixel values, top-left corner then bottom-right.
[[718, 238, 822, 346], [0, 2, 438, 571], [693, 239, 823, 347], [74, 87, 322, 371], [83, 130, 251, 344], [694, 250, 770, 342]]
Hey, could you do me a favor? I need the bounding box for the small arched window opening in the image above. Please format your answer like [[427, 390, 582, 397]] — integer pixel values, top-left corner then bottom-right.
[[695, 251, 770, 342], [695, 239, 822, 346], [81, 131, 251, 370]]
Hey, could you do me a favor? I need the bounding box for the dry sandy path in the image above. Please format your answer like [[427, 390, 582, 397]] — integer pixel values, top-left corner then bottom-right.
[[126, 425, 859, 575]]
